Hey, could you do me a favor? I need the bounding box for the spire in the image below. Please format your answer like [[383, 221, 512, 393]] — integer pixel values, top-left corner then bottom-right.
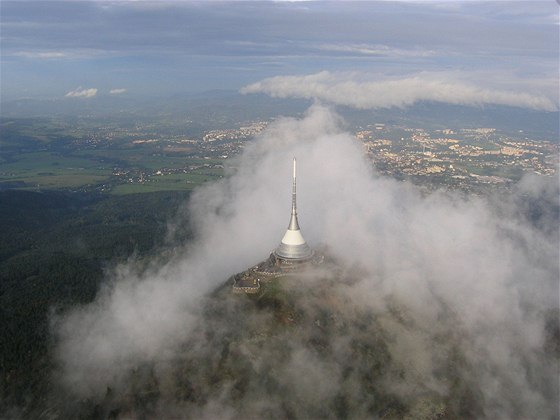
[[274, 157, 313, 260], [288, 157, 300, 230]]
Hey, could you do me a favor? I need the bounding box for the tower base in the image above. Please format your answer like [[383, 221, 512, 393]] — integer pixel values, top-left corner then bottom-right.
[[231, 251, 324, 294]]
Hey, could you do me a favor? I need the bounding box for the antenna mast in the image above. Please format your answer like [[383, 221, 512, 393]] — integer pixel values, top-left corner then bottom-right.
[[288, 157, 300, 230]]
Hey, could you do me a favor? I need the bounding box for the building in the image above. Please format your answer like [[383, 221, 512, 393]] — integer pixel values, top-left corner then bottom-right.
[[232, 158, 317, 294]]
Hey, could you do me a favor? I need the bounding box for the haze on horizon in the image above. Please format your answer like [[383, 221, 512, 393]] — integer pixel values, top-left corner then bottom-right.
[[1, 0, 558, 113]]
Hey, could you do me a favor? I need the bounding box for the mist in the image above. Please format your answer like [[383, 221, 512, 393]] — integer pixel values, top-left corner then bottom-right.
[[51, 105, 558, 418]]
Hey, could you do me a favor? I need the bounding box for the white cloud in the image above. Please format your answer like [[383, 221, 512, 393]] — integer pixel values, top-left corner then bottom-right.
[[65, 87, 98, 98], [52, 105, 558, 417], [109, 88, 127, 95], [318, 43, 436, 58], [13, 49, 107, 60], [15, 51, 68, 59], [241, 71, 558, 112]]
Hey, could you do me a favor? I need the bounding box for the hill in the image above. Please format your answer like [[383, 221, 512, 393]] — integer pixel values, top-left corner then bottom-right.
[[36, 267, 488, 419]]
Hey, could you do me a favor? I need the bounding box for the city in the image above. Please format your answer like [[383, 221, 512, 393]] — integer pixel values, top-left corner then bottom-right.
[[4, 116, 551, 195]]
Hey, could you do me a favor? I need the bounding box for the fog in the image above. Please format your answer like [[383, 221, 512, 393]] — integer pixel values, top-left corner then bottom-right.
[[52, 105, 558, 418]]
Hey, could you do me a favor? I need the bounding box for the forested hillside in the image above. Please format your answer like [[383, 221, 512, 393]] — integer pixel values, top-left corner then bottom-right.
[[0, 190, 190, 415]]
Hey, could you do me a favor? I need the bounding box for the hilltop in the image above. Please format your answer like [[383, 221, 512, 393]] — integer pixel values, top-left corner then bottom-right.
[[39, 263, 488, 419]]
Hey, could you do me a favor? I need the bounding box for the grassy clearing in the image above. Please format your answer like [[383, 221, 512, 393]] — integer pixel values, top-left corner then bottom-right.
[[110, 183, 190, 194], [71, 148, 223, 169], [110, 171, 223, 195], [1, 146, 225, 193], [131, 155, 224, 170], [0, 152, 112, 188], [457, 163, 525, 180]]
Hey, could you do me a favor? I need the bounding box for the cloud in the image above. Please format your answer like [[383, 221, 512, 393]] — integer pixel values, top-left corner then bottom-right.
[[50, 105, 558, 417], [109, 88, 127, 94], [12, 49, 107, 60], [14, 51, 68, 59], [317, 43, 436, 58], [2, 2, 556, 99], [64, 87, 97, 98], [241, 71, 558, 112]]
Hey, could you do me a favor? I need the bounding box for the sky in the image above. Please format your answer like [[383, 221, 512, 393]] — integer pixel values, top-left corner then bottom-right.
[[1, 0, 558, 109]]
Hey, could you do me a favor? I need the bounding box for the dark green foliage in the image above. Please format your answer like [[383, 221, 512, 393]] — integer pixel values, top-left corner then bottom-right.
[[55, 275, 480, 419], [0, 190, 190, 415]]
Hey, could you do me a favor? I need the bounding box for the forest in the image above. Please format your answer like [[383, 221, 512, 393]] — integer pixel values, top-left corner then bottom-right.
[[0, 189, 191, 415]]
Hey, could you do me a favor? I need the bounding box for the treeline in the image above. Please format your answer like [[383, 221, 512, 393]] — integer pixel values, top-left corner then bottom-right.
[[0, 189, 191, 415]]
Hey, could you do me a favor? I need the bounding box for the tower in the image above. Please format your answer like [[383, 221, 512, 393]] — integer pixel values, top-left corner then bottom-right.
[[273, 158, 313, 262], [232, 157, 317, 293]]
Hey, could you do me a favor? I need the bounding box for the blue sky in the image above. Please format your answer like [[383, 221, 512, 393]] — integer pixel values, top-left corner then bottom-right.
[[1, 1, 558, 110]]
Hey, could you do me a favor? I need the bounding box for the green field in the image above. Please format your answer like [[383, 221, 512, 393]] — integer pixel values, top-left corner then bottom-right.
[[71, 148, 223, 169], [0, 152, 112, 188], [111, 171, 223, 195], [457, 163, 525, 180], [1, 145, 225, 192]]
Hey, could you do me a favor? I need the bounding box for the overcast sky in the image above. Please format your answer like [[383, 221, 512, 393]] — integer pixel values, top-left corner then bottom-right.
[[1, 1, 558, 106]]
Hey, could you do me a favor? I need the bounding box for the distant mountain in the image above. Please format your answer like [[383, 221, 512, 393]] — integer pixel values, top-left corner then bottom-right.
[[0, 92, 310, 123], [2, 92, 557, 139], [337, 102, 559, 140]]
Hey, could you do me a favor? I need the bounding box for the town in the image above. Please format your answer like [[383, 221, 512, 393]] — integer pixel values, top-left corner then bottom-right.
[[0, 116, 557, 195], [97, 120, 559, 193]]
